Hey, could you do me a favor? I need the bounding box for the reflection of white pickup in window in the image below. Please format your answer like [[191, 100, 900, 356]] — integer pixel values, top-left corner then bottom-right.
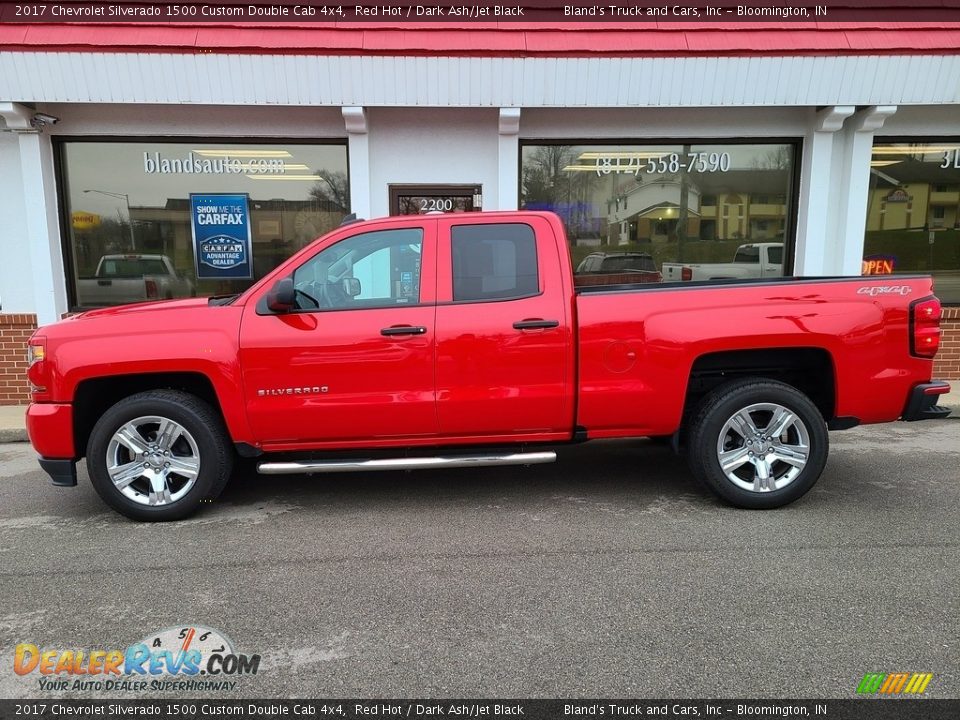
[[662, 243, 784, 282], [76, 254, 195, 307]]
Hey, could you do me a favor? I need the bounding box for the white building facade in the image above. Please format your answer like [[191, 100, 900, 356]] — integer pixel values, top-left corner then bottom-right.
[[1, 23, 959, 402]]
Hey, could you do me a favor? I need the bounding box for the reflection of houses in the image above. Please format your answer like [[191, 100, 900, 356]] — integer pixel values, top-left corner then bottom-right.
[[603, 170, 789, 245], [866, 158, 960, 231], [606, 179, 701, 244]]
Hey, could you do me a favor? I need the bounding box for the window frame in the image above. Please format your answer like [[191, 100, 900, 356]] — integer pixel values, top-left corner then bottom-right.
[[517, 137, 803, 278], [868, 135, 960, 305], [289, 226, 427, 313], [53, 135, 350, 312], [448, 222, 541, 305]]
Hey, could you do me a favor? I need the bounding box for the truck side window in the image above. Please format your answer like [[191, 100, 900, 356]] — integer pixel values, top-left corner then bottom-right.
[[293, 228, 423, 311], [451, 223, 538, 302]]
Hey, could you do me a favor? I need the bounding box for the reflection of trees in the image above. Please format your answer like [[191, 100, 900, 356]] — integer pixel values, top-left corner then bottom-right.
[[72, 217, 135, 274], [309, 170, 350, 211], [521, 146, 600, 238], [750, 146, 792, 170]]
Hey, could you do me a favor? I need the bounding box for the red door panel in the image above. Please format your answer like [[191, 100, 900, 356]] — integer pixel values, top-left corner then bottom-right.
[[239, 221, 438, 445], [434, 216, 574, 438]]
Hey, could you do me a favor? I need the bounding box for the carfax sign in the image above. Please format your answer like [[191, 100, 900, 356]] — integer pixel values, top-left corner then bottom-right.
[[190, 194, 252, 279]]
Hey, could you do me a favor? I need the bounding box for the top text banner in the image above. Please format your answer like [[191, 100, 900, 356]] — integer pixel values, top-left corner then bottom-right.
[[2, 1, 960, 23]]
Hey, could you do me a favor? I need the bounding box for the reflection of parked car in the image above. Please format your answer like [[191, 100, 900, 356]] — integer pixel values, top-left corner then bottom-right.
[[575, 252, 662, 286], [76, 254, 195, 306], [662, 243, 783, 282]]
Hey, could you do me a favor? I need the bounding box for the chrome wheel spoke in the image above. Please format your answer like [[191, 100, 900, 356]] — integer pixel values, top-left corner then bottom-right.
[[115, 424, 149, 455], [769, 443, 808, 468], [167, 455, 200, 480], [147, 473, 173, 506], [730, 410, 759, 439], [752, 457, 775, 492], [765, 407, 796, 439], [719, 446, 751, 473], [108, 461, 144, 490], [155, 419, 182, 452]]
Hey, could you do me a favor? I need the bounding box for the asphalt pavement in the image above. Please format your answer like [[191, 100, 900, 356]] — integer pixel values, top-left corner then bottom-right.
[[0, 420, 957, 700]]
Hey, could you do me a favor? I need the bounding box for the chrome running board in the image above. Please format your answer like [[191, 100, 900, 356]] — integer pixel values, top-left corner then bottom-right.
[[257, 451, 557, 475]]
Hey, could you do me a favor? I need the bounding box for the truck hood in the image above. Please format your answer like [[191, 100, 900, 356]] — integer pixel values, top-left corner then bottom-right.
[[68, 297, 218, 321]]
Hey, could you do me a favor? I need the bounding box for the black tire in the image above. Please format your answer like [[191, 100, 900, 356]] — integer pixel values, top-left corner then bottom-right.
[[686, 378, 828, 509], [86, 390, 233, 521]]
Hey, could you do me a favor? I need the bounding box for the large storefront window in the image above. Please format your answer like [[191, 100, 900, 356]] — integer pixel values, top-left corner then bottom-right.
[[59, 140, 349, 308], [520, 142, 796, 283], [865, 141, 960, 304]]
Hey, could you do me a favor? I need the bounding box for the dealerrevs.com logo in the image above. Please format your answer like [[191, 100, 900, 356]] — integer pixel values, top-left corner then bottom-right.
[[14, 626, 260, 693]]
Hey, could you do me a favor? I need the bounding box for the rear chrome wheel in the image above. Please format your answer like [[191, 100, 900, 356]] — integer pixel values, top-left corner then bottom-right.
[[687, 379, 828, 509], [716, 402, 810, 493]]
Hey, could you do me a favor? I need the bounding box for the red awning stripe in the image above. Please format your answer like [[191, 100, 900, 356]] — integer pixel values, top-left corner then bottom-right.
[[1, 22, 959, 56]]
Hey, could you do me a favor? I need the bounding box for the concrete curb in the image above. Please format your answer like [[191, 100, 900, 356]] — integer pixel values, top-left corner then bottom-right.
[[0, 428, 28, 443]]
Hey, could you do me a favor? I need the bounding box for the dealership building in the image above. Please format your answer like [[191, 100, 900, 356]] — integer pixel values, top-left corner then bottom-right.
[[1, 19, 959, 404]]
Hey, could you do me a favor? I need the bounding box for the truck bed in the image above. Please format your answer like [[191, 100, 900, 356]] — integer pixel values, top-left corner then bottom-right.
[[574, 274, 936, 437]]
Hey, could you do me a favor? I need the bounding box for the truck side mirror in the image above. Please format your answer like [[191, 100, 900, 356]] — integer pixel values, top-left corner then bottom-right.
[[342, 277, 361, 297], [266, 277, 296, 312]]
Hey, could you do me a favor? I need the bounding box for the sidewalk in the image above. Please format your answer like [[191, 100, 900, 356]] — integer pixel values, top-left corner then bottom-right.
[[2, 389, 958, 444]]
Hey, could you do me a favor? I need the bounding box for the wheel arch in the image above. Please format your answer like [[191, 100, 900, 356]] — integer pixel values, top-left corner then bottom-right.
[[684, 347, 836, 423], [73, 372, 226, 460]]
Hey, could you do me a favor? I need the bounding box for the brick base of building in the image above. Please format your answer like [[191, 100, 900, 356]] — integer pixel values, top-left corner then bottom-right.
[[934, 306, 960, 381], [0, 307, 957, 408], [0, 314, 37, 406]]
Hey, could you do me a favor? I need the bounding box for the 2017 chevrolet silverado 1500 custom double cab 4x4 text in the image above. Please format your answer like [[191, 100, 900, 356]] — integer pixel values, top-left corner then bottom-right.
[[25, 212, 950, 521]]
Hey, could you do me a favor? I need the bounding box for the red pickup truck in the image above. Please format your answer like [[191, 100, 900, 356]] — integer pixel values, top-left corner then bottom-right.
[[25, 211, 950, 521]]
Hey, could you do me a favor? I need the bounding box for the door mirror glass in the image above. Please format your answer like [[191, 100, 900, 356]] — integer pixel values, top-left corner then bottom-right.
[[342, 277, 361, 297], [266, 277, 295, 312]]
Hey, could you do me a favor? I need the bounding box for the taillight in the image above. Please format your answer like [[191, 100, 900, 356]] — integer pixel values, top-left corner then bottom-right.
[[681, 267, 692, 281], [27, 337, 48, 393], [145, 279, 159, 299], [911, 297, 941, 358]]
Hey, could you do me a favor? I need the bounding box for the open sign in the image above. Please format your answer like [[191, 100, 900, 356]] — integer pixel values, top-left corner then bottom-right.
[[862, 255, 897, 276]]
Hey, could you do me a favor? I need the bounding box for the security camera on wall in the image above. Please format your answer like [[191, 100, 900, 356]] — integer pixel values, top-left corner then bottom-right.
[[30, 113, 59, 129]]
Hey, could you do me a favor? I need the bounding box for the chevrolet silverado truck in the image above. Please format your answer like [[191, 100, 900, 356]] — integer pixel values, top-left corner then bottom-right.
[[26, 212, 950, 521], [662, 242, 783, 282], [76, 254, 195, 306]]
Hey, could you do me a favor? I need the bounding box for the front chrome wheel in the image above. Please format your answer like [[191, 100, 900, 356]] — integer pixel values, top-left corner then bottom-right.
[[105, 415, 201, 506], [716, 402, 810, 493]]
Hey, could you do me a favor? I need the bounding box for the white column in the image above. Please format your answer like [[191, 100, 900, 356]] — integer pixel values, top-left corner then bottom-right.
[[835, 106, 898, 276], [342, 106, 370, 219], [0, 102, 68, 324], [498, 108, 521, 211], [793, 106, 854, 276]]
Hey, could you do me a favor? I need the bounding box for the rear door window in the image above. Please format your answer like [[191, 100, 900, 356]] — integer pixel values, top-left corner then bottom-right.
[[451, 224, 539, 302]]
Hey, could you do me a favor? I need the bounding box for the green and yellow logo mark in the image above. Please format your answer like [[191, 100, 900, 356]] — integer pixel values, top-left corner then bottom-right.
[[857, 673, 933, 695]]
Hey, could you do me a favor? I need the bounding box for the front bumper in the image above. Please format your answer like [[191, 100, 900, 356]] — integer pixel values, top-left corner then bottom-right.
[[901, 381, 952, 421], [26, 403, 79, 488], [39, 458, 77, 487], [25, 402, 75, 457]]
